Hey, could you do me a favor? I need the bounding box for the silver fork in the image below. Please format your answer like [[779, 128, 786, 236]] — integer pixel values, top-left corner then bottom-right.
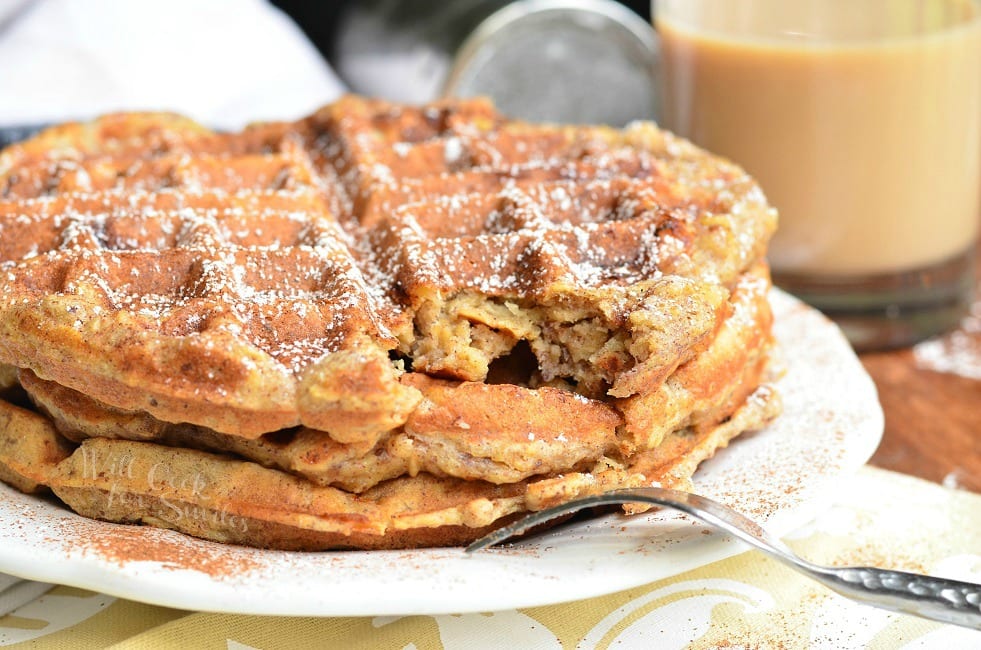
[[465, 487, 981, 630]]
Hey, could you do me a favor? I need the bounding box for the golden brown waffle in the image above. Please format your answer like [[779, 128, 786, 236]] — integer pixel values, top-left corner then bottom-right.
[[0, 96, 780, 549]]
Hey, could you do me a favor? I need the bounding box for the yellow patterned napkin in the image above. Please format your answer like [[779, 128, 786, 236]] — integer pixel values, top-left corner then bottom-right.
[[1, 466, 978, 650]]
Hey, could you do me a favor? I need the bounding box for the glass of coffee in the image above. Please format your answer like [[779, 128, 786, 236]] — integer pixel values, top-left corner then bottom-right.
[[652, 0, 981, 350]]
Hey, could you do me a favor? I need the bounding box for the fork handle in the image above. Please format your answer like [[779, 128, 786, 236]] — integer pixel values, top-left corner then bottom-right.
[[812, 566, 981, 630]]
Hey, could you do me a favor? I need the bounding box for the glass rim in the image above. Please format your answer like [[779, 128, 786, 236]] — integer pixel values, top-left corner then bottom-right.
[[651, 0, 981, 47]]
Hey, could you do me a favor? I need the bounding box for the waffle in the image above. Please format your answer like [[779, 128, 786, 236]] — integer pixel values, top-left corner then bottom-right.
[[0, 96, 780, 549]]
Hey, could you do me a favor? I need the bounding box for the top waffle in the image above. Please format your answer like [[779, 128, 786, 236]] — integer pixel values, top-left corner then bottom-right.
[[0, 96, 774, 442], [0, 97, 780, 549]]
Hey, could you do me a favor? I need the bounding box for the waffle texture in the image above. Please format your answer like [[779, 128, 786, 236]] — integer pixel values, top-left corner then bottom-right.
[[0, 97, 780, 549]]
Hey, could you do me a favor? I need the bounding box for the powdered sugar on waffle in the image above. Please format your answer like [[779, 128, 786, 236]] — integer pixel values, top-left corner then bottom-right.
[[0, 98, 776, 387]]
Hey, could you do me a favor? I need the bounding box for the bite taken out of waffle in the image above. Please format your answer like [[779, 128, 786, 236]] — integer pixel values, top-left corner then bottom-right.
[[0, 96, 780, 550]]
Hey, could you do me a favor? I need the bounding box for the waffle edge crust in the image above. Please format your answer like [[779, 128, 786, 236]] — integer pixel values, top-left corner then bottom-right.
[[0, 96, 781, 550]]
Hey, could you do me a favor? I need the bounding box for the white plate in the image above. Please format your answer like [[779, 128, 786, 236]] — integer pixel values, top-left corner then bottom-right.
[[0, 289, 883, 616]]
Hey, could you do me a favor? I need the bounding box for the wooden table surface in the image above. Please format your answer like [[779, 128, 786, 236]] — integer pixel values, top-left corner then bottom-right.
[[860, 241, 980, 493], [863, 348, 979, 493]]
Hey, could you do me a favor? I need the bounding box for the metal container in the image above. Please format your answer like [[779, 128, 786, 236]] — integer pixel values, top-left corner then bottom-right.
[[332, 0, 659, 125], [444, 0, 659, 125]]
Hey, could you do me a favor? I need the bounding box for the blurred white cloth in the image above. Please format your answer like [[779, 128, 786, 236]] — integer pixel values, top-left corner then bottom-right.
[[0, 0, 346, 128]]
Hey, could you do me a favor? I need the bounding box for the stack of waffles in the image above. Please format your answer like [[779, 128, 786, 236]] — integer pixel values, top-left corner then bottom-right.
[[0, 96, 780, 550]]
